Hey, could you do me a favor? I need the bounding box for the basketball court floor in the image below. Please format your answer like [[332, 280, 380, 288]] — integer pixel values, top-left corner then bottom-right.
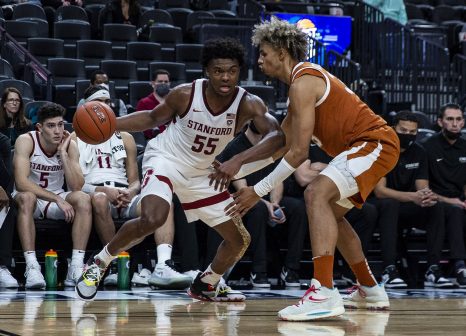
[[1, 287, 466, 335]]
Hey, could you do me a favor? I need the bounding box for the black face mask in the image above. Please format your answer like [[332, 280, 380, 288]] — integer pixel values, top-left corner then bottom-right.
[[397, 132, 416, 149], [155, 83, 170, 97], [443, 129, 461, 141]]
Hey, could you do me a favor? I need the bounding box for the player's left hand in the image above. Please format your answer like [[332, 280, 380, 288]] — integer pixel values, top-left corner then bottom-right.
[[208, 158, 242, 192], [57, 130, 71, 153], [225, 186, 260, 217]]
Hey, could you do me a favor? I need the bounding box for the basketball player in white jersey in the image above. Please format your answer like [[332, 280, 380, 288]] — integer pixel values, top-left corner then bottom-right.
[[76, 38, 285, 301], [13, 103, 92, 289]]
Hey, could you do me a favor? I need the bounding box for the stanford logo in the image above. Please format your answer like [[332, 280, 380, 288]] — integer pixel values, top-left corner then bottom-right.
[[92, 105, 106, 123]]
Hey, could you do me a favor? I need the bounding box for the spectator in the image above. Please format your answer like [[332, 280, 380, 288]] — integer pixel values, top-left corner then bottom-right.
[[12, 103, 92, 289], [136, 69, 171, 140], [364, 0, 408, 25], [100, 0, 142, 27], [78, 70, 128, 117], [0, 132, 18, 288], [0, 87, 33, 147], [423, 103, 466, 288], [371, 111, 449, 288]]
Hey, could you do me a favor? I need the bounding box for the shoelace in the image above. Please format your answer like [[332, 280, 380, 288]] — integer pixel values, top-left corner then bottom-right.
[[83, 264, 105, 284], [347, 285, 367, 298], [296, 284, 318, 306]]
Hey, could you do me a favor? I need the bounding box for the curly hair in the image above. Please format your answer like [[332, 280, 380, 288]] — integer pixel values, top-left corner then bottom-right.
[[0, 87, 29, 129], [201, 38, 245, 69], [252, 17, 308, 61], [37, 102, 65, 124]]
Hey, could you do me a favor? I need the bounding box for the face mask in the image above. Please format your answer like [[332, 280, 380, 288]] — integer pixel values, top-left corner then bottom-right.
[[155, 83, 170, 97], [397, 132, 416, 149], [443, 129, 461, 141]]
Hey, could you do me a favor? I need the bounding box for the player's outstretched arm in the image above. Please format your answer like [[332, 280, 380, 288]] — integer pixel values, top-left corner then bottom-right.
[[115, 84, 191, 132]]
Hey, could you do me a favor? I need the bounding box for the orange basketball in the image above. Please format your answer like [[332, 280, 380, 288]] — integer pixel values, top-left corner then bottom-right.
[[72, 101, 116, 145]]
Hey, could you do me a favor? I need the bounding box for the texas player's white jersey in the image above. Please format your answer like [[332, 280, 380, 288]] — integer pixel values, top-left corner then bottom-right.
[[16, 131, 65, 193], [77, 133, 128, 186], [146, 79, 245, 170]]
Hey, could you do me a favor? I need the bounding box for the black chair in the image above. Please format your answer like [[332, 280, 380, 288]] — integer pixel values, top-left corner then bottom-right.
[[158, 0, 190, 9], [76, 40, 112, 77], [139, 8, 173, 27], [411, 111, 434, 130], [406, 4, 425, 20], [242, 85, 276, 113], [208, 0, 229, 10], [416, 5, 434, 22], [12, 3, 47, 20], [417, 128, 436, 144], [132, 133, 146, 155], [0, 59, 15, 81], [48, 58, 86, 110], [54, 21, 91, 57], [84, 4, 105, 39], [0, 79, 34, 101], [5, 20, 45, 47], [432, 5, 462, 24], [167, 7, 193, 33], [128, 81, 153, 110], [28, 38, 65, 68], [16, 17, 49, 38], [127, 42, 162, 81], [186, 10, 215, 42], [24, 101, 50, 123], [100, 60, 138, 100], [149, 25, 182, 61], [55, 5, 89, 23], [149, 61, 186, 86], [176, 43, 203, 82], [103, 23, 138, 59], [209, 9, 237, 18]]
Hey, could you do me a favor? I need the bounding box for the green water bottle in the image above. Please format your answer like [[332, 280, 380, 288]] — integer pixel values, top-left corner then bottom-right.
[[117, 251, 130, 290], [45, 249, 58, 288]]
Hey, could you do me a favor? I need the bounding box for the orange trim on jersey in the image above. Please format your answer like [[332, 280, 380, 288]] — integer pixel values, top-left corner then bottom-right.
[[181, 190, 230, 210], [179, 81, 196, 119]]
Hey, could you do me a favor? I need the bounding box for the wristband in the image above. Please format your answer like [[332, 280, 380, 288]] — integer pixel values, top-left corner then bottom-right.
[[253, 159, 296, 197]]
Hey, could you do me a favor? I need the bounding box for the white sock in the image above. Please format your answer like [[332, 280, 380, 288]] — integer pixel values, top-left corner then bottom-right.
[[71, 250, 85, 266], [200, 264, 222, 286], [95, 245, 116, 267], [156, 244, 172, 265], [24, 251, 38, 266]]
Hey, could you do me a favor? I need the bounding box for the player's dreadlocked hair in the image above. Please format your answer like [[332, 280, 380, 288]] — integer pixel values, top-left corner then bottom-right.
[[201, 37, 245, 69], [252, 17, 308, 61]]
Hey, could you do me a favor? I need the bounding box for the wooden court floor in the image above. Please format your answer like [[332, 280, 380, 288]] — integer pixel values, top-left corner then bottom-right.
[[1, 289, 466, 335]]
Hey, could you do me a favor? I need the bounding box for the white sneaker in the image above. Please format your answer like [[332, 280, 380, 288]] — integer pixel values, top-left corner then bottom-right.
[[277, 279, 345, 321], [25, 263, 46, 289], [0, 266, 19, 288], [131, 268, 152, 286], [183, 269, 201, 281], [148, 260, 192, 289], [65, 263, 84, 287], [343, 283, 390, 310], [277, 321, 345, 336]]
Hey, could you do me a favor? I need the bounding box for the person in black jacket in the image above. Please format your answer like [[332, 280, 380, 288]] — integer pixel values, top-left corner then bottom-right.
[[423, 103, 466, 288], [0, 132, 18, 287]]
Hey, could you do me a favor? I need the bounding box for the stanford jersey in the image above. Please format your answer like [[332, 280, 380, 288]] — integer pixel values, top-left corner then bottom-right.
[[16, 131, 65, 193], [146, 79, 245, 170]]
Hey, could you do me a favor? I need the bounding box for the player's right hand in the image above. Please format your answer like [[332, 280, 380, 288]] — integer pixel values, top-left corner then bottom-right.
[[104, 187, 120, 205], [56, 197, 75, 223]]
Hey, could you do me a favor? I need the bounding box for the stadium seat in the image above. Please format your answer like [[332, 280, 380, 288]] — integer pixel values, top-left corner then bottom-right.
[[103, 23, 138, 59], [186, 10, 215, 42], [140, 8, 174, 27], [432, 5, 462, 24], [55, 5, 89, 23], [0, 59, 15, 81], [175, 43, 203, 82], [54, 21, 91, 58], [127, 42, 162, 81], [242, 85, 277, 114], [48, 58, 86, 110], [12, 3, 47, 21], [0, 79, 34, 102], [100, 60, 138, 101], [158, 0, 190, 9], [28, 38, 65, 68], [75, 80, 116, 105], [209, 9, 237, 18], [417, 128, 436, 144], [128, 81, 153, 110], [76, 40, 113, 77], [149, 62, 186, 87], [84, 4, 105, 39], [167, 7, 193, 33], [406, 4, 424, 20], [5, 20, 46, 47], [149, 25, 183, 61], [208, 0, 229, 10], [24, 101, 50, 124]]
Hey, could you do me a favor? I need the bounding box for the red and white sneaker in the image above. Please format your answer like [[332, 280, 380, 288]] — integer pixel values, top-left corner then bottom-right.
[[278, 279, 345, 321], [343, 283, 390, 310], [187, 273, 245, 302]]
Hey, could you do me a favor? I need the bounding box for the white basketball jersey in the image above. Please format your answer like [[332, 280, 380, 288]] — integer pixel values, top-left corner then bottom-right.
[[147, 79, 245, 170], [20, 131, 65, 192], [78, 133, 128, 186]]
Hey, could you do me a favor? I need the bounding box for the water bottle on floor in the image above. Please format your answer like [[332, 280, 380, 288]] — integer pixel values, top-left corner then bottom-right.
[[117, 251, 130, 290], [45, 249, 58, 288]]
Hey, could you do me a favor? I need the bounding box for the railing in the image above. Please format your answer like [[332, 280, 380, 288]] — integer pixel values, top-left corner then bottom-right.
[[352, 0, 463, 119], [0, 26, 52, 101]]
